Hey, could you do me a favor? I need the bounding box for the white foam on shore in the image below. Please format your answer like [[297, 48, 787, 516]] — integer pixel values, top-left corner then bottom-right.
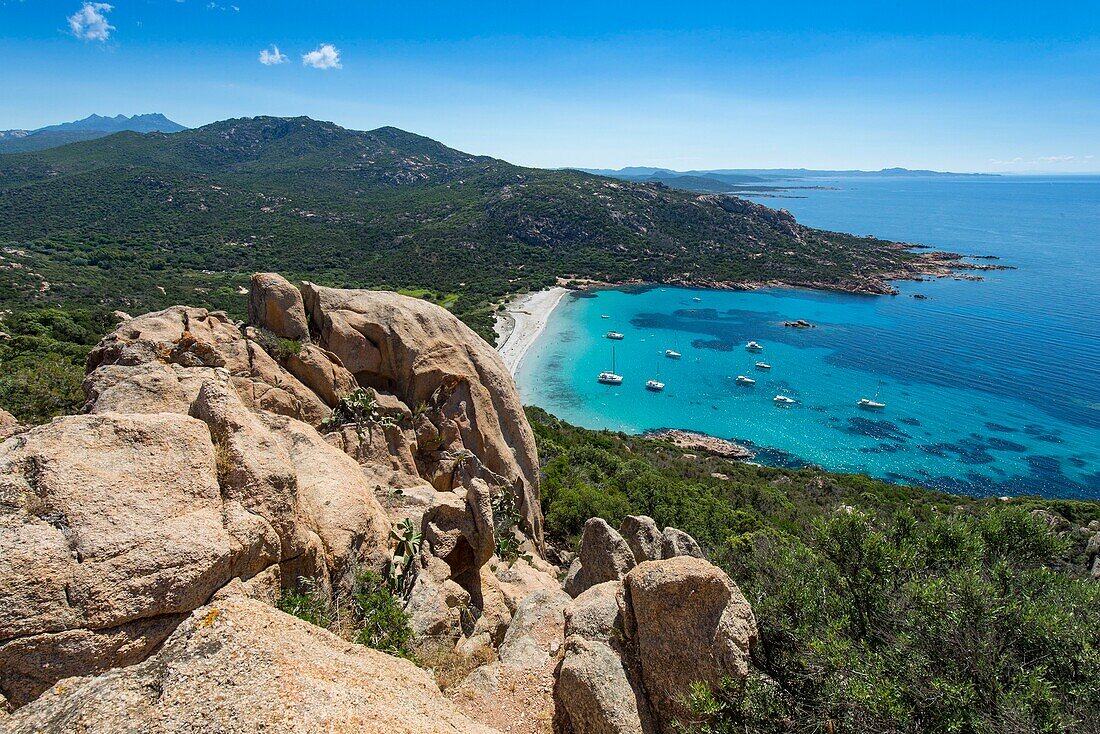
[[494, 287, 571, 377]]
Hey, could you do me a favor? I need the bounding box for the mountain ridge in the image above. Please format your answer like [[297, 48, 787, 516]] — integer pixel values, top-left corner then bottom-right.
[[0, 115, 987, 340], [0, 113, 187, 154]]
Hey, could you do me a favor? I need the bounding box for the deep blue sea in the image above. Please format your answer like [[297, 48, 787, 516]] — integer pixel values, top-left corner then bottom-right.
[[516, 175, 1100, 499]]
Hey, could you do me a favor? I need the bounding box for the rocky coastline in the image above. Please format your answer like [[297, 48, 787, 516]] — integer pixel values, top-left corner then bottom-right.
[[555, 245, 1011, 298], [644, 428, 754, 460]]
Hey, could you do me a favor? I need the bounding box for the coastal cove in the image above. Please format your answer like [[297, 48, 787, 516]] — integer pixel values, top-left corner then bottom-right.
[[508, 175, 1100, 499]]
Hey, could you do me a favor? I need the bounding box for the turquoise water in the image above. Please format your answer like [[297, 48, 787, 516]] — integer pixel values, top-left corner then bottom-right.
[[516, 176, 1100, 499]]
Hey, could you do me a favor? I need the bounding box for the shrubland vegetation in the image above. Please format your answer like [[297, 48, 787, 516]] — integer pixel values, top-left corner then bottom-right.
[[0, 116, 924, 345], [528, 407, 1100, 734], [0, 306, 113, 422], [277, 570, 414, 659]]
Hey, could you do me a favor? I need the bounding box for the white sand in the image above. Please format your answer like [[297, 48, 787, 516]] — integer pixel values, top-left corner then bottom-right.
[[494, 287, 571, 376]]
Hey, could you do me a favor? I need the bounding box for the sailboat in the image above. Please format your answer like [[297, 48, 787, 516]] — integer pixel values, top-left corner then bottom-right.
[[645, 361, 665, 392], [597, 345, 624, 385], [858, 383, 886, 410]]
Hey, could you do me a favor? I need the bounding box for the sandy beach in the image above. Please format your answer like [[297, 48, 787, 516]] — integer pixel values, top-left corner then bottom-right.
[[494, 287, 571, 376]]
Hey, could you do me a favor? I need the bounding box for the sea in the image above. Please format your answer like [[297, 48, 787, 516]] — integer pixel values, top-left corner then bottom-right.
[[515, 175, 1100, 499]]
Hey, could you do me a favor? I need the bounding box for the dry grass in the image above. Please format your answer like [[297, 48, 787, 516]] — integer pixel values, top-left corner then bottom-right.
[[419, 639, 497, 692]]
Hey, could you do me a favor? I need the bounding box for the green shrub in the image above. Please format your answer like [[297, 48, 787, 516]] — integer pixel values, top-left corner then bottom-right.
[[350, 571, 414, 658], [277, 570, 415, 660]]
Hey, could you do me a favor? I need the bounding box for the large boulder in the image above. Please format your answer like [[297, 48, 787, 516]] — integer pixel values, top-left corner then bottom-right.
[[624, 556, 757, 728], [247, 271, 310, 341], [4, 597, 501, 734], [619, 515, 663, 563], [84, 305, 330, 425], [0, 413, 235, 706], [661, 527, 703, 559], [554, 553, 756, 734], [565, 519, 637, 597], [298, 280, 542, 547], [0, 385, 392, 706], [556, 635, 645, 734], [0, 408, 22, 440]]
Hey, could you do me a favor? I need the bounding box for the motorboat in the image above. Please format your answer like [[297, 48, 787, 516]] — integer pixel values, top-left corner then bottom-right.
[[774, 395, 796, 405], [664, 349, 681, 359], [755, 361, 772, 370], [746, 341, 763, 351], [601, 314, 610, 319], [735, 375, 756, 386], [605, 331, 625, 340], [692, 296, 702, 302]]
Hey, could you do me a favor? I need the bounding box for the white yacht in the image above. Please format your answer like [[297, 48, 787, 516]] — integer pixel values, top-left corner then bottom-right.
[[692, 296, 702, 302], [598, 346, 624, 385], [664, 349, 681, 359], [646, 362, 665, 391], [601, 314, 610, 319], [746, 341, 763, 351], [755, 361, 772, 370], [605, 331, 625, 340], [774, 395, 796, 405], [735, 375, 756, 386], [858, 398, 886, 410]]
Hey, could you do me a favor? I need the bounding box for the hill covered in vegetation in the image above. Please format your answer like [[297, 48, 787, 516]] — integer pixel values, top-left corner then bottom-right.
[[0, 116, 954, 342], [528, 407, 1100, 733]]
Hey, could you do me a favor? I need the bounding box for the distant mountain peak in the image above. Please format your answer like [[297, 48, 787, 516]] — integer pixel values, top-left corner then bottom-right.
[[0, 113, 189, 154], [36, 113, 187, 134]]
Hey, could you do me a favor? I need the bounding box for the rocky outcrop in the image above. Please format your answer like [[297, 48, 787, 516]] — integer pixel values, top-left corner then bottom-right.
[[0, 408, 21, 440], [0, 271, 762, 734], [247, 271, 310, 342], [565, 517, 705, 598], [626, 557, 756, 726], [0, 397, 390, 705], [554, 533, 757, 734], [565, 518, 637, 597], [448, 589, 570, 734], [4, 597, 501, 734], [1, 272, 550, 711], [297, 280, 542, 547]]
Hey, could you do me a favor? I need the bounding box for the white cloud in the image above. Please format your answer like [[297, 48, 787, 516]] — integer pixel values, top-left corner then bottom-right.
[[259, 45, 288, 65], [68, 2, 114, 41], [302, 43, 342, 70], [1037, 155, 1075, 162]]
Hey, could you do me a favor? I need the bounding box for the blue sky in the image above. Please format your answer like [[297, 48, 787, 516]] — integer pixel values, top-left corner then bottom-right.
[[2, 1, 1099, 172]]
